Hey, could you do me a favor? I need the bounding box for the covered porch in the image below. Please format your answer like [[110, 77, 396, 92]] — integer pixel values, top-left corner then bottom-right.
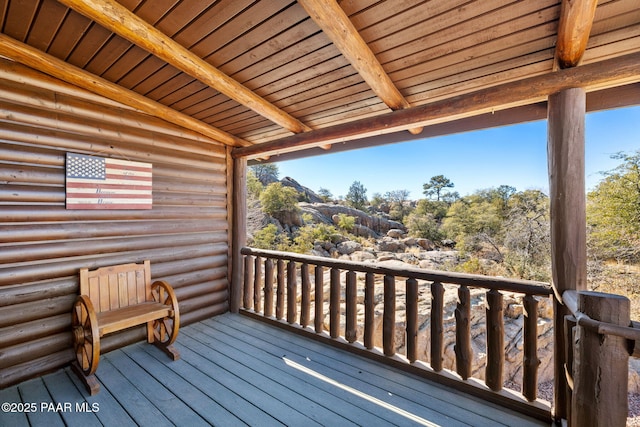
[[1, 1, 640, 426], [0, 313, 548, 427]]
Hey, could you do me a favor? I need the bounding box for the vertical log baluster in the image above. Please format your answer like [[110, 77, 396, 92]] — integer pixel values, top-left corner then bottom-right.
[[364, 272, 375, 349], [276, 259, 285, 320], [287, 260, 297, 324], [345, 270, 357, 343], [264, 258, 274, 318], [406, 278, 418, 362], [523, 294, 540, 401], [300, 263, 310, 328], [253, 256, 262, 313], [563, 314, 576, 424], [383, 274, 396, 357], [314, 266, 324, 333], [430, 281, 444, 371], [455, 285, 472, 379], [330, 268, 340, 339], [243, 255, 253, 310], [486, 289, 504, 392]]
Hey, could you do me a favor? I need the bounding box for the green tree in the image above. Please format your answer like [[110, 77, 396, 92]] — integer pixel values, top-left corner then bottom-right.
[[259, 182, 299, 216], [385, 189, 412, 221], [503, 190, 550, 280], [317, 187, 333, 202], [587, 150, 640, 262], [251, 223, 291, 251], [250, 164, 279, 186], [345, 181, 368, 211], [247, 169, 263, 199], [423, 175, 454, 201]]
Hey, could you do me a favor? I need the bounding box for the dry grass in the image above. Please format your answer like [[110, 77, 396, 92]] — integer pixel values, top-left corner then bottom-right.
[[588, 262, 640, 320]]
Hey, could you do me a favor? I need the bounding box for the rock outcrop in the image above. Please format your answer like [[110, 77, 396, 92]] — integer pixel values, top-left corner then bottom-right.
[[299, 202, 405, 236]]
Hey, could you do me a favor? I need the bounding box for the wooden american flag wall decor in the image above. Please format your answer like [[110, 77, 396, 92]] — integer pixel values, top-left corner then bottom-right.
[[65, 153, 152, 210]]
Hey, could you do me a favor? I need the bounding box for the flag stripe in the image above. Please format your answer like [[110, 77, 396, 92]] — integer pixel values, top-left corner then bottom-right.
[[66, 153, 152, 210]]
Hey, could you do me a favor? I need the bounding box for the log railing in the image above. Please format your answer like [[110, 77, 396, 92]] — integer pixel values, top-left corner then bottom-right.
[[560, 290, 640, 426], [239, 247, 554, 420]]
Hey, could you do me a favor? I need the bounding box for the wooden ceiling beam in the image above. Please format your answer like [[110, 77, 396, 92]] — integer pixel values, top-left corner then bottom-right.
[[57, 0, 311, 134], [234, 51, 640, 159], [0, 33, 249, 147], [556, 0, 598, 69], [297, 0, 422, 135]]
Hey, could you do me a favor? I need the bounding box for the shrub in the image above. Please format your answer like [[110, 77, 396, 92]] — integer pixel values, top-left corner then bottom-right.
[[259, 182, 299, 216], [336, 213, 355, 232]]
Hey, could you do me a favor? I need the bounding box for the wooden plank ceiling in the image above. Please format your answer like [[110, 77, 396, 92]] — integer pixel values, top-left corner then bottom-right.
[[0, 0, 638, 158]]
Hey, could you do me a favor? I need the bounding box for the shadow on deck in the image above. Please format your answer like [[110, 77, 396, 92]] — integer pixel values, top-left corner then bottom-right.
[[0, 313, 549, 426]]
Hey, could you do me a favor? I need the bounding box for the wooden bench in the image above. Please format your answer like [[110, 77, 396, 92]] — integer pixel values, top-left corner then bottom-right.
[[71, 260, 180, 394]]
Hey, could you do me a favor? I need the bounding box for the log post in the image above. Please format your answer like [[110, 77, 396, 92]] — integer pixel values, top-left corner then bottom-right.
[[253, 256, 262, 314], [330, 267, 340, 338], [300, 263, 310, 328], [345, 270, 357, 343], [243, 255, 253, 310], [455, 285, 472, 380], [383, 274, 396, 357], [485, 289, 504, 391], [314, 266, 324, 333], [430, 282, 444, 371], [276, 259, 285, 320], [286, 260, 297, 324], [364, 272, 375, 349], [230, 157, 247, 313], [548, 87, 587, 420], [572, 291, 630, 427], [264, 258, 274, 318], [406, 278, 418, 362], [523, 295, 541, 401]]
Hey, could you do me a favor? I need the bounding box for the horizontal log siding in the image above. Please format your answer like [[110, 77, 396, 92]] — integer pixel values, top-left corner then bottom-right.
[[0, 62, 230, 388]]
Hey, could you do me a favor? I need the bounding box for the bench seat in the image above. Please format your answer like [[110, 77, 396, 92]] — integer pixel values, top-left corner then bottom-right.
[[97, 302, 172, 337]]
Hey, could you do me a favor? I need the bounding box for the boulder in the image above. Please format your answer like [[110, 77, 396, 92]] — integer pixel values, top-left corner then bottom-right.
[[280, 176, 323, 203], [416, 238, 435, 251], [377, 237, 405, 252], [299, 203, 405, 235], [337, 241, 362, 255], [387, 228, 405, 238]]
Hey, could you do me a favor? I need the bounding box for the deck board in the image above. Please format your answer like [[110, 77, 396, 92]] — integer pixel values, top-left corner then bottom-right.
[[0, 313, 550, 426]]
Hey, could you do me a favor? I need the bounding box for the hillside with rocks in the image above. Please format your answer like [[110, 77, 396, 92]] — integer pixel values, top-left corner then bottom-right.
[[247, 174, 640, 401]]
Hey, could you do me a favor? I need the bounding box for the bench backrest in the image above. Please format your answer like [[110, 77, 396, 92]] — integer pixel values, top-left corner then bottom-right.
[[79, 261, 152, 313]]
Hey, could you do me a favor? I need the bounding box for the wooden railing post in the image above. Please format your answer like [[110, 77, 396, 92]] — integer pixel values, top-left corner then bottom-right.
[[486, 289, 504, 391], [253, 256, 262, 313], [314, 266, 324, 333], [330, 267, 340, 338], [264, 258, 274, 318], [243, 255, 253, 310], [364, 272, 375, 349], [430, 282, 444, 371], [406, 278, 418, 362], [455, 285, 472, 379], [345, 271, 357, 343], [230, 157, 247, 313], [572, 291, 630, 427], [300, 263, 310, 328], [523, 295, 540, 401], [276, 259, 285, 320], [383, 274, 395, 357], [287, 260, 297, 324]]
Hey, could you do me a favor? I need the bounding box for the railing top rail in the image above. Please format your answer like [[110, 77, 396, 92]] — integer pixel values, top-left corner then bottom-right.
[[562, 289, 640, 357], [242, 247, 552, 296]]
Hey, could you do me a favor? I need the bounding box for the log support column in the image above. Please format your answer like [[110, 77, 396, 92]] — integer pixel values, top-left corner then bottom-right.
[[230, 157, 247, 313], [547, 87, 587, 421]]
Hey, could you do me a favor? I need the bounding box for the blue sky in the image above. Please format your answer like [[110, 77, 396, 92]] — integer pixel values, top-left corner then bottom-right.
[[276, 106, 640, 200]]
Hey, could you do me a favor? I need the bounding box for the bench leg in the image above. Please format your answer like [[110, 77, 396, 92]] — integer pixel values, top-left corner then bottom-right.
[[154, 343, 180, 361], [71, 362, 100, 396]]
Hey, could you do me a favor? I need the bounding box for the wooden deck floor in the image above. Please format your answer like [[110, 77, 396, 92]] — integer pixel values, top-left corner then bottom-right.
[[1, 313, 549, 426]]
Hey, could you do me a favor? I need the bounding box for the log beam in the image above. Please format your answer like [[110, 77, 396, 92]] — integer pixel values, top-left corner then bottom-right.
[[0, 33, 247, 147], [556, 0, 598, 69], [234, 51, 640, 159], [297, 0, 422, 134], [57, 0, 310, 134]]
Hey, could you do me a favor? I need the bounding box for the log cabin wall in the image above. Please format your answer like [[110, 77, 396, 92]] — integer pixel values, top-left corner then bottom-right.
[[0, 60, 230, 388]]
